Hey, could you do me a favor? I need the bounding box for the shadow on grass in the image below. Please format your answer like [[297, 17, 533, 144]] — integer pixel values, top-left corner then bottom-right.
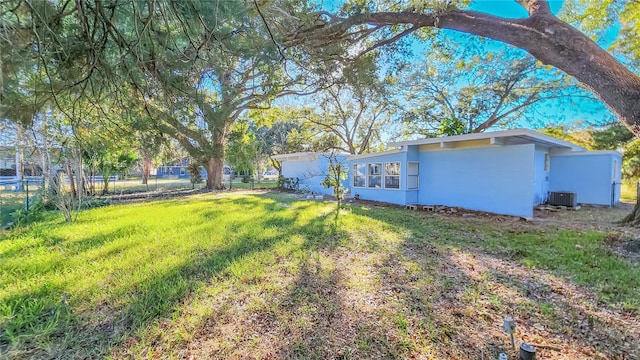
[[0, 194, 337, 359], [6, 195, 637, 359], [350, 205, 639, 358]]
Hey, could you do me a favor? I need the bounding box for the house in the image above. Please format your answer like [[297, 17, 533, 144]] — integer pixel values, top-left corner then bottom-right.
[[156, 158, 231, 180], [272, 152, 349, 196], [276, 129, 622, 218]]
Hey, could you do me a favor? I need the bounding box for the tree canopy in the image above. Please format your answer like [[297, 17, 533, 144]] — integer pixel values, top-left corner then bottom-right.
[[285, 0, 640, 137]]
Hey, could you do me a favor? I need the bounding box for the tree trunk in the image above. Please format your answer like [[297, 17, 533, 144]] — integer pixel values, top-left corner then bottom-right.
[[142, 153, 152, 185], [621, 183, 640, 224], [206, 157, 226, 190], [271, 157, 282, 174], [77, 151, 85, 197], [66, 161, 77, 198]]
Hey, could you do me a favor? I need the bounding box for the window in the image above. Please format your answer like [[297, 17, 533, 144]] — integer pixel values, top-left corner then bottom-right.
[[180, 167, 186, 176], [407, 162, 419, 189], [353, 164, 366, 187], [368, 163, 382, 188], [544, 153, 550, 172], [385, 162, 400, 189]]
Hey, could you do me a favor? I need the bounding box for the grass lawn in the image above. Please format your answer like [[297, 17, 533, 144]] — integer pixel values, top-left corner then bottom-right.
[[1, 192, 639, 359], [621, 182, 638, 203], [1, 192, 26, 229]]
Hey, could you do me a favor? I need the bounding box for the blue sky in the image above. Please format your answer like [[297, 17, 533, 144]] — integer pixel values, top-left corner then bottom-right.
[[308, 0, 618, 132], [425, 1, 616, 129], [470, 0, 563, 17]]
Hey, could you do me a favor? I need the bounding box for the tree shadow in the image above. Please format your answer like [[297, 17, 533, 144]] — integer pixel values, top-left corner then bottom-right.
[[0, 195, 311, 358], [351, 205, 639, 358], [9, 195, 636, 359]]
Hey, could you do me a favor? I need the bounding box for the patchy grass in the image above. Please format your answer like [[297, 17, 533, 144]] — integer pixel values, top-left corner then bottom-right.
[[1, 192, 639, 359]]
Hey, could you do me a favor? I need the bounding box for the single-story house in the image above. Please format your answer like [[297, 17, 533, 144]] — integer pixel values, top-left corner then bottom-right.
[[272, 152, 349, 196], [276, 129, 622, 218], [156, 158, 230, 180]]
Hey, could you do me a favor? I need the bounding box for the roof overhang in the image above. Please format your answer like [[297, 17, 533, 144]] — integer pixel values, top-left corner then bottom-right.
[[388, 128, 586, 152], [551, 150, 622, 157], [347, 149, 405, 161], [271, 152, 319, 162]]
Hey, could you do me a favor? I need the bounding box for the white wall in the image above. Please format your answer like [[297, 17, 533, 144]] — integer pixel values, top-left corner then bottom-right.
[[417, 144, 536, 217]]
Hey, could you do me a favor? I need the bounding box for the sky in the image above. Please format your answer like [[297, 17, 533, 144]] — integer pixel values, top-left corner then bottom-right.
[[424, 1, 618, 129], [304, 0, 619, 137]]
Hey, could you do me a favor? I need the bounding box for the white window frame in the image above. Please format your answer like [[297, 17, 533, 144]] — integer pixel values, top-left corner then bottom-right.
[[407, 162, 419, 190], [368, 163, 382, 188], [384, 162, 401, 189], [353, 163, 366, 188]]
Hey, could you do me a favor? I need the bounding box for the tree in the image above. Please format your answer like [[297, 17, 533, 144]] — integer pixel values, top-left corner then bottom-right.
[[249, 107, 342, 173], [301, 54, 392, 154], [186, 162, 203, 189], [254, 119, 304, 174], [285, 0, 640, 139], [1, 0, 313, 190], [617, 2, 640, 67], [226, 122, 260, 182], [538, 122, 593, 149], [398, 46, 592, 137], [590, 124, 640, 180], [321, 153, 349, 223]]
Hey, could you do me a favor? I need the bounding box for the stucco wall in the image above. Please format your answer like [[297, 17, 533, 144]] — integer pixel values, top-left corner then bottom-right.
[[549, 152, 621, 205], [417, 144, 536, 217]]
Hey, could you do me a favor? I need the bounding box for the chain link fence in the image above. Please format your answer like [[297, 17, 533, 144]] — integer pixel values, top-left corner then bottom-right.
[[0, 177, 45, 229]]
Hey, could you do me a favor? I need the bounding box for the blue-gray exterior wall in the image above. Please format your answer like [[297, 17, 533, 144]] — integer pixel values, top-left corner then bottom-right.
[[549, 153, 621, 205], [280, 144, 619, 217], [417, 144, 536, 217]]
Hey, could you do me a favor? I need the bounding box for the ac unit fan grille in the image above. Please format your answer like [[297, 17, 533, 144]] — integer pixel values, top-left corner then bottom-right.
[[549, 192, 577, 207]]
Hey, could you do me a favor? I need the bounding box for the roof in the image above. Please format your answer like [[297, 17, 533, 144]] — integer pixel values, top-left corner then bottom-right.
[[388, 128, 586, 151]]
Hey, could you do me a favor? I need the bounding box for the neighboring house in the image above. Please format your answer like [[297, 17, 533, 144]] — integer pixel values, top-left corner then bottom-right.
[[0, 146, 44, 177], [272, 152, 349, 196], [276, 129, 621, 218], [156, 158, 232, 180]]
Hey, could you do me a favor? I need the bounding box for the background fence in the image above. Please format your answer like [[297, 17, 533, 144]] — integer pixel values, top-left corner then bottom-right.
[[0, 177, 45, 229]]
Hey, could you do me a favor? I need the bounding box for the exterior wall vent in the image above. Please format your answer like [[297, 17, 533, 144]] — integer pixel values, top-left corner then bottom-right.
[[548, 192, 577, 207]]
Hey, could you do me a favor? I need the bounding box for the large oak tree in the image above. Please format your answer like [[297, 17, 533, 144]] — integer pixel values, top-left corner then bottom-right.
[[1, 0, 311, 190]]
